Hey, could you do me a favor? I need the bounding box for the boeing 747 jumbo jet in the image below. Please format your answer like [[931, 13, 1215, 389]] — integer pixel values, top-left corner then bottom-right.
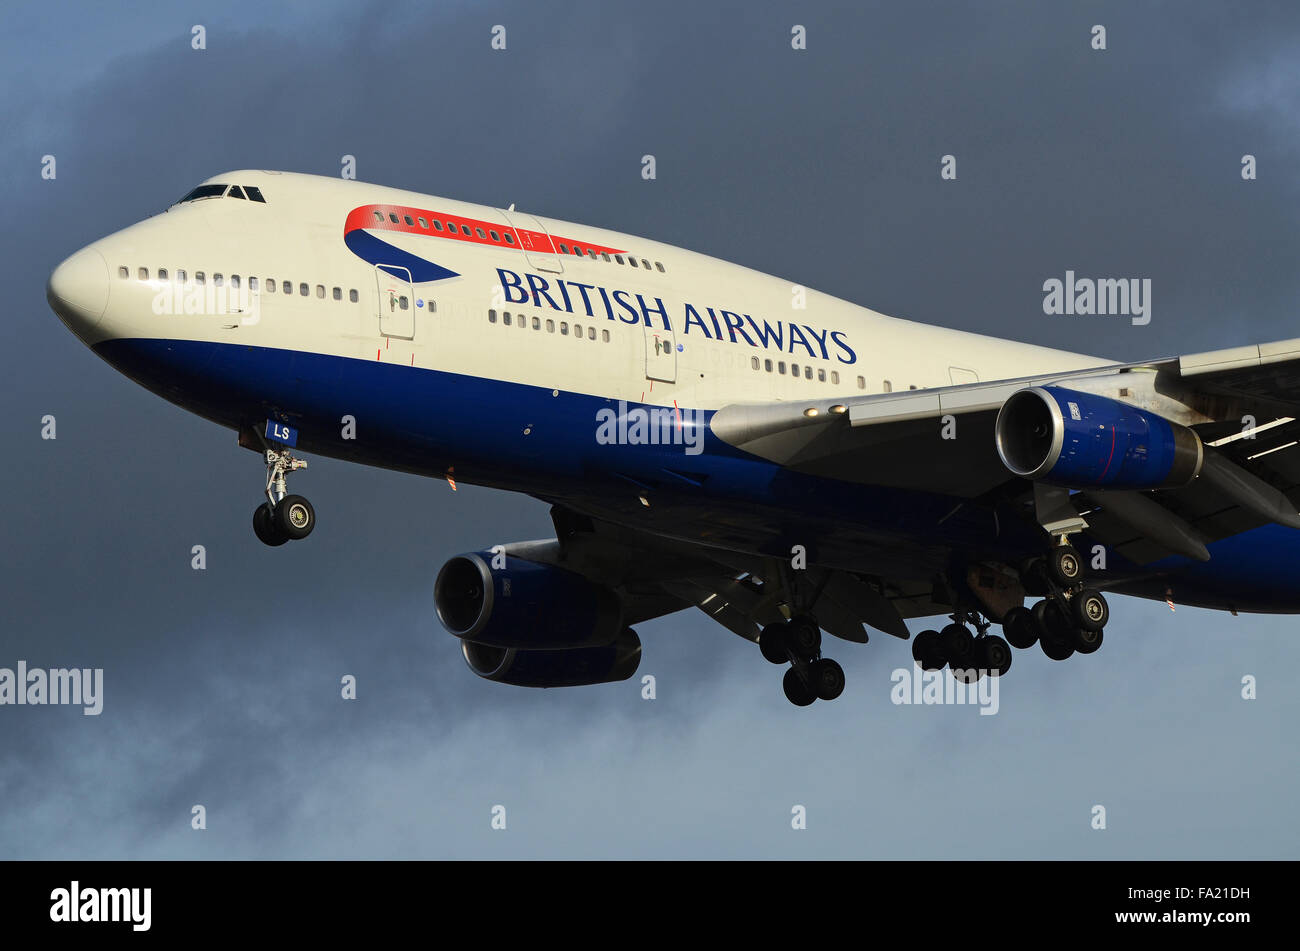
[[46, 171, 1300, 705]]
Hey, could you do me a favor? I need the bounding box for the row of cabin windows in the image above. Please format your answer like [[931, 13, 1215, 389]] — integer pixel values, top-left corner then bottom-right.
[[747, 357, 921, 392], [750, 355, 839, 385], [375, 210, 666, 272], [119, 266, 359, 303], [487, 309, 610, 343]]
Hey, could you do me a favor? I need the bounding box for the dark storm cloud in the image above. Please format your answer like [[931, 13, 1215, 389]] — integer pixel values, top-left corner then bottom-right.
[[2, 0, 1299, 858]]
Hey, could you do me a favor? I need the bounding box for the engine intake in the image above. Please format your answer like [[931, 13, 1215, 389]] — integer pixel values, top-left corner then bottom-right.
[[434, 551, 624, 650], [995, 386, 1202, 489]]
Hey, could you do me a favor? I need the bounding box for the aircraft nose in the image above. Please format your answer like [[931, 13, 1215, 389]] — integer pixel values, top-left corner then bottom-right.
[[47, 246, 109, 339]]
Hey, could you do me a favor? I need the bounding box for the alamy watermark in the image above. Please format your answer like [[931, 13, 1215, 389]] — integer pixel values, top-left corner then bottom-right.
[[1042, 270, 1151, 326], [595, 400, 705, 455], [0, 661, 103, 715], [891, 664, 1000, 715]]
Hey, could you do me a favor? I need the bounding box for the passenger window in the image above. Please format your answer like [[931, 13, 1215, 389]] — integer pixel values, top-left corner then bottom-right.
[[283, 281, 292, 294], [503, 313, 512, 326], [228, 185, 246, 200], [883, 380, 892, 392], [428, 300, 437, 313], [245, 186, 266, 203], [475, 228, 486, 239], [489, 309, 497, 323], [832, 371, 840, 384], [546, 319, 554, 332], [804, 366, 812, 380], [615, 255, 624, 265], [588, 249, 597, 259], [389, 214, 399, 224], [532, 316, 540, 330], [601, 252, 610, 262], [373, 211, 384, 224], [587, 327, 596, 340], [779, 362, 786, 374], [629, 257, 638, 268], [751, 357, 759, 370], [418, 217, 428, 229], [118, 266, 128, 279], [764, 359, 772, 372], [490, 230, 500, 242], [314, 285, 323, 298], [249, 277, 258, 291], [333, 287, 342, 300], [559, 243, 569, 254], [196, 272, 206, 284], [561, 323, 568, 335], [642, 259, 651, 269], [655, 262, 665, 272], [214, 273, 223, 286], [177, 269, 187, 283], [138, 267, 149, 280], [349, 289, 358, 303], [265, 278, 274, 293], [818, 369, 826, 382], [399, 296, 408, 310], [231, 275, 240, 289], [446, 223, 458, 234], [857, 376, 865, 389], [404, 215, 414, 226], [601, 329, 610, 342], [299, 283, 308, 296], [791, 363, 799, 377], [503, 232, 514, 244], [158, 268, 168, 281]]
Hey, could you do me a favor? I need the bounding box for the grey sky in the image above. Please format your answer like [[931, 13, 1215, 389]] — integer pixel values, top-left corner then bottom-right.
[[1, 0, 1298, 858]]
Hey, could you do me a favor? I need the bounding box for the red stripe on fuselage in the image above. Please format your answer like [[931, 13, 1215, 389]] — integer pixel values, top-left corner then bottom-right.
[[343, 203, 625, 258]]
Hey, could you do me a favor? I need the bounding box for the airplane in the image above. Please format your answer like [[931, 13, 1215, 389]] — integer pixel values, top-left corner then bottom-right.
[[46, 170, 1300, 706]]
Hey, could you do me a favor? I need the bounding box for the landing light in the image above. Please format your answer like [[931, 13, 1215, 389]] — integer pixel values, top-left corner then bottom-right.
[[829, 404, 847, 415]]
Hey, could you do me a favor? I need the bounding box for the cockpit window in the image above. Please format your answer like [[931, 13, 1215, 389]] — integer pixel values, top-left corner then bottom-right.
[[227, 185, 247, 200], [177, 184, 228, 203], [245, 185, 266, 203]]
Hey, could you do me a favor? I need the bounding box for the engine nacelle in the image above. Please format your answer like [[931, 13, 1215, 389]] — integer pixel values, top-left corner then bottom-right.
[[434, 551, 623, 650], [995, 386, 1203, 489], [461, 628, 642, 688]]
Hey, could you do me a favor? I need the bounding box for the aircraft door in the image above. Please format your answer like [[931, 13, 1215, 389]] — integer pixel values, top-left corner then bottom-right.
[[499, 208, 564, 274], [375, 264, 415, 339], [644, 322, 677, 383]]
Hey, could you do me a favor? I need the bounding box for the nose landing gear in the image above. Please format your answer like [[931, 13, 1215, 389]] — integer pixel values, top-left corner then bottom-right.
[[252, 446, 314, 546]]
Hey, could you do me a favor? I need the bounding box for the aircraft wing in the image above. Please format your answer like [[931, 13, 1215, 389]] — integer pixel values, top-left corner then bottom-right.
[[709, 337, 1300, 566]]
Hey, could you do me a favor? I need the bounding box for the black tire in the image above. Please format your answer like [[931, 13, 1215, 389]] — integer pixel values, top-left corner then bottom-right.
[[1019, 558, 1049, 597], [782, 666, 816, 706], [976, 634, 1013, 676], [810, 658, 845, 701], [1040, 629, 1076, 661], [912, 629, 946, 671], [939, 622, 973, 667], [1072, 588, 1108, 632], [786, 615, 821, 659], [759, 623, 788, 664], [276, 494, 315, 540], [253, 503, 288, 547], [1048, 545, 1083, 586], [1002, 605, 1038, 649], [1035, 599, 1075, 643], [1074, 626, 1104, 655]]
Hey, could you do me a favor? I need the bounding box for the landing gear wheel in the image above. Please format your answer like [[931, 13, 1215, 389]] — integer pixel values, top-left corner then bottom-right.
[[939, 623, 973, 668], [759, 623, 788, 665], [786, 615, 821, 659], [782, 667, 816, 706], [1002, 605, 1039, 650], [1074, 626, 1104, 655], [809, 659, 845, 701], [253, 503, 288, 547], [912, 629, 946, 671], [1048, 545, 1083, 586], [975, 635, 1013, 676], [1072, 588, 1109, 632], [276, 494, 315, 540]]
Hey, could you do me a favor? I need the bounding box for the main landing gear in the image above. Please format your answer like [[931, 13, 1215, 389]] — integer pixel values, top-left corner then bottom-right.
[[252, 446, 315, 546], [760, 614, 846, 707], [1000, 540, 1108, 662], [910, 608, 1013, 681]]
